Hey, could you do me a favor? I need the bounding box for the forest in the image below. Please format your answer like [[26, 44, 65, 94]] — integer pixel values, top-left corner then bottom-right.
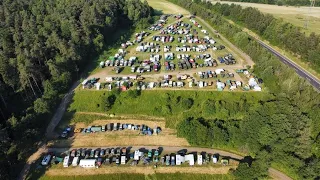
[[169, 0, 320, 179], [0, 0, 152, 179], [222, 0, 320, 6], [211, 2, 320, 73]]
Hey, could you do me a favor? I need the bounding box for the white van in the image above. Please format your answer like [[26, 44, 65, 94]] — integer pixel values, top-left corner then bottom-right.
[[63, 156, 70, 167], [41, 155, 51, 166], [72, 157, 80, 166]]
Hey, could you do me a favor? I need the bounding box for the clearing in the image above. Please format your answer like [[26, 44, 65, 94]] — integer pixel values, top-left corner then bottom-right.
[[210, 1, 320, 35]]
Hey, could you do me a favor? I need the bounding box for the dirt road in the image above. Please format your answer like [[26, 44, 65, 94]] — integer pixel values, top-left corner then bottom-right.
[[46, 81, 80, 139], [18, 142, 48, 180]]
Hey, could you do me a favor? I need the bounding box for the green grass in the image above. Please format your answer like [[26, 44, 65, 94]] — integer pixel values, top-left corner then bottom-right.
[[271, 162, 300, 180], [68, 90, 271, 128], [39, 173, 234, 180], [273, 14, 320, 35], [210, 1, 320, 35]]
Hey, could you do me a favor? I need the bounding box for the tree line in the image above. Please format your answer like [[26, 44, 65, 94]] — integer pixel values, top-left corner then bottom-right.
[[0, 0, 152, 179], [221, 0, 320, 7], [211, 2, 320, 73], [169, 0, 320, 179]]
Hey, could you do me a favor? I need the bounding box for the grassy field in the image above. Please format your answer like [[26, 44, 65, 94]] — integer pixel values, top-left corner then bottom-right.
[[146, 0, 190, 15], [40, 173, 234, 180], [67, 90, 270, 128], [210, 1, 320, 35]]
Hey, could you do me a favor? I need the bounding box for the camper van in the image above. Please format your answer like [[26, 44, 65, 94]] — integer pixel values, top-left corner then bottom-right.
[[63, 156, 70, 167]]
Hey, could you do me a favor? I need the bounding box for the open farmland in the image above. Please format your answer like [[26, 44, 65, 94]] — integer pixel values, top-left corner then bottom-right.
[[210, 1, 320, 34]]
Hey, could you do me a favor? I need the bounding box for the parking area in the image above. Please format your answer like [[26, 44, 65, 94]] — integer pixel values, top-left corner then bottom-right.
[[84, 14, 263, 92], [50, 119, 189, 148], [40, 146, 239, 176]]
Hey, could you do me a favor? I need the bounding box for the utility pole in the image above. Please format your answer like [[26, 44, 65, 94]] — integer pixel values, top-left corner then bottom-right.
[[304, 0, 316, 29]]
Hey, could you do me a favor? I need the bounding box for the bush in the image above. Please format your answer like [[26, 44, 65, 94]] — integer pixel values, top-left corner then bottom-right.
[[181, 98, 194, 109]]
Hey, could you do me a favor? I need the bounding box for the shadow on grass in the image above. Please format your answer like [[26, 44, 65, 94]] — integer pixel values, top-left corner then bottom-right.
[[153, 9, 164, 16]]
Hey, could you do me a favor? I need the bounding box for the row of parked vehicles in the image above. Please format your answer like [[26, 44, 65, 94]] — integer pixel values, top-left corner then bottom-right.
[[42, 147, 229, 168], [198, 71, 234, 79], [81, 123, 161, 136]]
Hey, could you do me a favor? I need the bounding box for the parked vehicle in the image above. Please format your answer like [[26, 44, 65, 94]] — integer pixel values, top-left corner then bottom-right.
[[90, 150, 95, 157], [70, 149, 76, 157], [97, 158, 103, 167], [105, 148, 110, 155], [171, 155, 176, 166], [94, 150, 100, 158], [76, 149, 81, 157], [41, 155, 51, 166], [104, 156, 110, 165], [110, 148, 115, 155], [100, 149, 105, 157], [148, 150, 152, 158], [81, 149, 86, 157], [166, 155, 170, 166]]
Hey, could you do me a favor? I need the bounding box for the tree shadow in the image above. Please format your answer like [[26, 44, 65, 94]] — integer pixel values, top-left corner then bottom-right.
[[153, 9, 164, 16]]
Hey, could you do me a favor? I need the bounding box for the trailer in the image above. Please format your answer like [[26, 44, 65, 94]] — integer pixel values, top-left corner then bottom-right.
[[79, 159, 97, 168]]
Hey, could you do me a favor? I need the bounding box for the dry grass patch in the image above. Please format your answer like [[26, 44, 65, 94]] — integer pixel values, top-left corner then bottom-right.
[[45, 166, 236, 176]]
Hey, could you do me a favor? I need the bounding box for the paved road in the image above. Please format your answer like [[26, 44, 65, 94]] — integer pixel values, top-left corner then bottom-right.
[[256, 39, 320, 91]]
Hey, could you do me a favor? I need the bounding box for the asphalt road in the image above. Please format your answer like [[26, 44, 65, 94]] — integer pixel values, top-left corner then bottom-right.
[[256, 39, 320, 91]]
